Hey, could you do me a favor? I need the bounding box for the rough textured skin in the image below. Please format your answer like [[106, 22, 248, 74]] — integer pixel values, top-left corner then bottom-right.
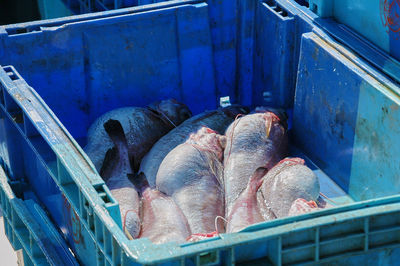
[[140, 105, 248, 188], [224, 112, 288, 216], [100, 120, 140, 239], [139, 188, 191, 244], [227, 168, 268, 233], [258, 158, 320, 218], [85, 99, 192, 172], [156, 127, 225, 234]]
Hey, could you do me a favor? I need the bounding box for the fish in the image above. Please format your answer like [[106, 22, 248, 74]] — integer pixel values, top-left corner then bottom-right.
[[224, 112, 288, 217], [257, 158, 320, 219], [139, 188, 191, 244], [85, 99, 192, 172], [156, 127, 225, 235], [100, 119, 141, 239], [288, 198, 319, 217], [140, 105, 248, 188], [226, 168, 269, 233]]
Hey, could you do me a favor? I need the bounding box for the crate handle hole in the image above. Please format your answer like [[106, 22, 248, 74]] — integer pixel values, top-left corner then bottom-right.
[[3, 67, 19, 81], [197, 251, 219, 265]]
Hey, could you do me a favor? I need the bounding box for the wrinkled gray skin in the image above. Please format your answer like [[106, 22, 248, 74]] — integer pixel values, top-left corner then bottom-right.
[[257, 158, 320, 219], [140, 105, 249, 188], [224, 112, 288, 217], [139, 188, 191, 244], [85, 99, 192, 172], [100, 120, 140, 239], [156, 127, 225, 234]]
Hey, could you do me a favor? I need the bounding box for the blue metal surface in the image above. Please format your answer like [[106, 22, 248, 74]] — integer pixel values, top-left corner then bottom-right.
[[0, 0, 400, 265]]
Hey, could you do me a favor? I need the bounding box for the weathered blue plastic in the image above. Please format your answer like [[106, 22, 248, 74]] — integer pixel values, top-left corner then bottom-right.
[[39, 0, 176, 17], [306, 0, 400, 68], [0, 0, 400, 265], [0, 166, 78, 265]]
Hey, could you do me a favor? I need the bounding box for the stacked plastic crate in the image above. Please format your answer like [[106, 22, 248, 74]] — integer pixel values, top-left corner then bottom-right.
[[0, 0, 400, 265]]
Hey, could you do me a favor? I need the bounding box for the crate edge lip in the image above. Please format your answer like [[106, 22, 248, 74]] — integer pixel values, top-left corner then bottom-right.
[[0, 0, 202, 32]]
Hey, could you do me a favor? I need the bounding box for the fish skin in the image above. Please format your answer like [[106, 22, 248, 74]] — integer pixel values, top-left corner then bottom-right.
[[156, 127, 225, 234], [224, 112, 288, 217], [100, 119, 141, 239], [140, 105, 248, 188], [288, 198, 319, 217], [85, 99, 191, 172], [139, 188, 191, 244], [227, 168, 268, 233], [258, 158, 320, 219]]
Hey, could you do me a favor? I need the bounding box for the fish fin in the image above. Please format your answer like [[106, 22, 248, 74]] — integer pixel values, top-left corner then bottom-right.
[[147, 101, 161, 113], [129, 155, 139, 174], [129, 172, 149, 193], [218, 135, 227, 149], [254, 107, 288, 129], [249, 167, 269, 191], [103, 119, 128, 146], [104, 119, 135, 173], [99, 147, 118, 180]]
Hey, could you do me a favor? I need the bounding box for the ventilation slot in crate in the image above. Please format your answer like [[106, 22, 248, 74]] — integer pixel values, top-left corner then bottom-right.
[[3, 66, 19, 81], [369, 212, 400, 249], [0, 83, 5, 106], [94, 184, 114, 205], [3, 91, 24, 130], [294, 0, 310, 7], [5, 26, 42, 36], [264, 0, 292, 18], [24, 115, 40, 138], [319, 219, 366, 259], [94, 214, 104, 244]]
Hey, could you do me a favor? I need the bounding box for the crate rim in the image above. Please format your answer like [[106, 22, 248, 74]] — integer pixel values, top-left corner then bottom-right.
[[0, 0, 201, 31]]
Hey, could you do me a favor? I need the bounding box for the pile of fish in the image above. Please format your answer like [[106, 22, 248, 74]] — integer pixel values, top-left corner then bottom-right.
[[84, 99, 329, 244]]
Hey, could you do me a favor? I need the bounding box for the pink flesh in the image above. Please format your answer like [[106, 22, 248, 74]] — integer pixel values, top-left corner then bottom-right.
[[139, 189, 191, 244], [288, 198, 319, 217], [187, 127, 224, 161], [227, 172, 265, 233]]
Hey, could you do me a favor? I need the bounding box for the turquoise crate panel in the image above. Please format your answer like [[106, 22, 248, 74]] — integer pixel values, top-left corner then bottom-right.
[[294, 31, 400, 202], [0, 166, 78, 265], [307, 0, 400, 68], [37, 0, 74, 19]]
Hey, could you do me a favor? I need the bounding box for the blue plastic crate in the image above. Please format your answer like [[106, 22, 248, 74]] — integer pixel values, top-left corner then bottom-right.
[[0, 0, 400, 265], [288, 0, 400, 89], [36, 0, 178, 19], [306, 0, 400, 63], [0, 166, 78, 265]]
